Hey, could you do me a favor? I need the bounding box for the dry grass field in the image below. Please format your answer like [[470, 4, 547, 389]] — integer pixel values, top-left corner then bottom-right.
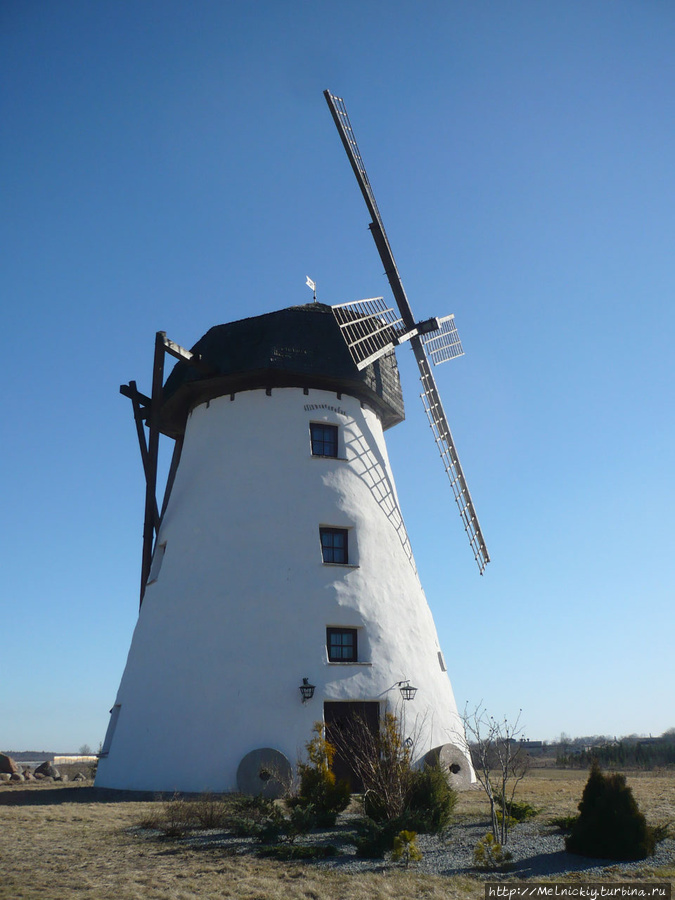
[[1, 768, 673, 900]]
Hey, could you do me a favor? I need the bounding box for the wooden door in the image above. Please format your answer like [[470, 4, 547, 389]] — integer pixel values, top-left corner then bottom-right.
[[323, 701, 380, 792]]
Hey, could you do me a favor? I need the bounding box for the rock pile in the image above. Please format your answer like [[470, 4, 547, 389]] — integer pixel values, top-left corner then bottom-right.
[[0, 754, 91, 785]]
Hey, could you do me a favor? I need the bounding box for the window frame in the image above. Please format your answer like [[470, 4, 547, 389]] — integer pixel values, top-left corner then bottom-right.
[[310, 422, 339, 458], [319, 526, 349, 565], [326, 627, 358, 663]]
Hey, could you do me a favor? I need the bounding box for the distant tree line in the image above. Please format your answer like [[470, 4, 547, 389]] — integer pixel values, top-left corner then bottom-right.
[[557, 729, 675, 769]]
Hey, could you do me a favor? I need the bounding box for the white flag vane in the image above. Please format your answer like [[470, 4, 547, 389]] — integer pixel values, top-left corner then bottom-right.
[[305, 275, 317, 302]]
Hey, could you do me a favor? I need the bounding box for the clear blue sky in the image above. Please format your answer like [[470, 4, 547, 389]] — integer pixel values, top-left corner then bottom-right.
[[2, 1, 673, 751]]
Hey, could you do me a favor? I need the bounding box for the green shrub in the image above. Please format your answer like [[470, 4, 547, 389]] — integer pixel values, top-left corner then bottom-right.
[[549, 814, 579, 832], [285, 804, 319, 842], [495, 812, 518, 830], [292, 764, 350, 827], [255, 811, 287, 844], [230, 794, 277, 823], [392, 830, 423, 867], [257, 844, 339, 860], [565, 762, 656, 861], [494, 794, 540, 822], [404, 764, 457, 833], [230, 794, 322, 845], [352, 777, 453, 860], [229, 795, 286, 843], [363, 759, 456, 835], [473, 832, 513, 869], [352, 818, 401, 858]]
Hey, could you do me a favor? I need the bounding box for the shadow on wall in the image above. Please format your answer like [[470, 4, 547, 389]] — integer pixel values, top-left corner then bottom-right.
[[342, 419, 417, 576]]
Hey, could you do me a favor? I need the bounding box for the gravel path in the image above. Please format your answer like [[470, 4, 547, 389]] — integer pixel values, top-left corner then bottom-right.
[[332, 817, 675, 878], [177, 814, 675, 879]]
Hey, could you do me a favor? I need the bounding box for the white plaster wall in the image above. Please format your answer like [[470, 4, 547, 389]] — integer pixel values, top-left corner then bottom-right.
[[96, 387, 471, 792]]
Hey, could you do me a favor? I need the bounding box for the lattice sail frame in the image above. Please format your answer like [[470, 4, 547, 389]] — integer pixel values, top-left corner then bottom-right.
[[413, 339, 489, 573], [421, 315, 464, 365], [332, 297, 406, 370]]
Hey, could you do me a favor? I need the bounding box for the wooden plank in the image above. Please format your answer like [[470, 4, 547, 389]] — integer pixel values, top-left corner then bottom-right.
[[160, 434, 183, 518]]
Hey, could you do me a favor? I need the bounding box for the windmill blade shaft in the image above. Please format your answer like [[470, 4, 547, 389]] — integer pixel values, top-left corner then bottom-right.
[[325, 88, 490, 573], [368, 220, 416, 330], [412, 336, 490, 574], [324, 90, 416, 330]]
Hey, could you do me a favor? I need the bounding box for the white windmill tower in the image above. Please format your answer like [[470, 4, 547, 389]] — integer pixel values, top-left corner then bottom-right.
[[95, 91, 489, 795]]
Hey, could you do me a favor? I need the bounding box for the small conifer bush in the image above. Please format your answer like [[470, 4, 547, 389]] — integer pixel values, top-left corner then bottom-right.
[[494, 794, 540, 822], [565, 761, 656, 861], [353, 818, 401, 858], [229, 795, 286, 842], [392, 830, 423, 867], [290, 723, 351, 827], [473, 832, 513, 869]]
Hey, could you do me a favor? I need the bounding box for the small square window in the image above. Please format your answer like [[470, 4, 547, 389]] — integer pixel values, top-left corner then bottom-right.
[[320, 527, 348, 564], [327, 628, 358, 662], [310, 423, 338, 457]]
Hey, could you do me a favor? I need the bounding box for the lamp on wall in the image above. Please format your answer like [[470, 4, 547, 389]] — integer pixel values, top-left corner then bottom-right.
[[397, 680, 418, 701], [299, 678, 316, 702]]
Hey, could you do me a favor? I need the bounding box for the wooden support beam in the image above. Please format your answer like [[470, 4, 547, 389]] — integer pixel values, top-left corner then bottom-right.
[[160, 434, 184, 519], [120, 383, 151, 410], [124, 329, 214, 608], [140, 332, 166, 607], [126, 381, 161, 533], [161, 334, 214, 375], [162, 336, 197, 363]]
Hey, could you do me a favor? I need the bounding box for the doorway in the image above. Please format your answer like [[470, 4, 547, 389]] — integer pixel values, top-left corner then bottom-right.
[[324, 701, 380, 791]]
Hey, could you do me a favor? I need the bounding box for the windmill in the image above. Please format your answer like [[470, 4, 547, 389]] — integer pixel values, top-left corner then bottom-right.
[[95, 92, 487, 796], [324, 90, 489, 575]]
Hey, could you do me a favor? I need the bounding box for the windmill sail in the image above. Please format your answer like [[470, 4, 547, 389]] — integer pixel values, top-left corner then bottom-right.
[[332, 296, 406, 370], [324, 90, 416, 331], [413, 337, 489, 572], [421, 314, 464, 365], [324, 89, 490, 574]]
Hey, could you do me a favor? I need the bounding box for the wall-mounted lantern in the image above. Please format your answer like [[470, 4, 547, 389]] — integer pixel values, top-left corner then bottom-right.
[[299, 678, 316, 702], [397, 680, 418, 701]]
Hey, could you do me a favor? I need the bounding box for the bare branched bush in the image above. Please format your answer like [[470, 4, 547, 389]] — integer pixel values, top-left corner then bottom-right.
[[137, 792, 234, 836], [463, 703, 530, 844], [331, 711, 413, 822], [182, 793, 230, 829], [160, 793, 192, 838]]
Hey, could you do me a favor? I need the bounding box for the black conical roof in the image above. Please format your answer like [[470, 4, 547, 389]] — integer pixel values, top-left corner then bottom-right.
[[159, 303, 404, 436]]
